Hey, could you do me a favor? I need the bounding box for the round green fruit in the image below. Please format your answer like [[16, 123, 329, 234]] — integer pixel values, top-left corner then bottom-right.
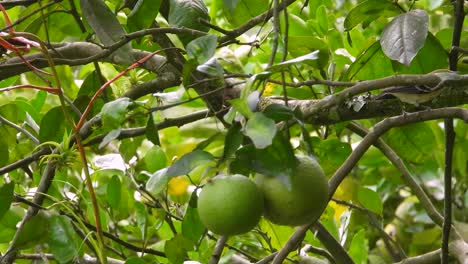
[[255, 155, 329, 226], [197, 174, 264, 236]]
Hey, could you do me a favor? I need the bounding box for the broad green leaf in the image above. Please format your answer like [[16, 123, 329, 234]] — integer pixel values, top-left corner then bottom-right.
[[39, 106, 69, 143], [101, 98, 132, 130], [165, 234, 194, 264], [380, 9, 429, 66], [232, 133, 297, 181], [166, 150, 215, 177], [344, 0, 400, 31], [187, 34, 218, 64], [15, 212, 49, 249], [266, 51, 319, 72], [196, 58, 224, 77], [221, 122, 243, 162], [48, 215, 81, 263], [80, 0, 134, 64], [134, 202, 148, 239], [145, 168, 169, 195], [348, 229, 368, 264], [145, 114, 160, 145], [315, 138, 352, 176], [0, 137, 9, 167], [224, 0, 269, 27], [344, 41, 394, 81], [127, 0, 161, 32], [262, 104, 294, 122], [229, 97, 254, 119], [168, 0, 210, 45], [143, 145, 167, 173], [244, 113, 277, 149], [393, 33, 448, 74], [99, 129, 121, 149], [357, 187, 383, 215], [181, 194, 205, 243], [316, 5, 328, 36], [107, 175, 122, 209], [0, 183, 14, 221], [384, 122, 437, 163]]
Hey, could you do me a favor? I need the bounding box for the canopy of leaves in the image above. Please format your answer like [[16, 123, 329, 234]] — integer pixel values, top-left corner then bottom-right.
[[0, 0, 467, 263]]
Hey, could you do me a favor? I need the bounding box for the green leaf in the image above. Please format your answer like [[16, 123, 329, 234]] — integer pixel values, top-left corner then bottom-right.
[[357, 187, 383, 215], [107, 175, 122, 209], [101, 98, 132, 130], [168, 0, 210, 45], [99, 129, 121, 149], [15, 212, 49, 249], [80, 0, 134, 64], [229, 97, 254, 119], [344, 0, 400, 31], [39, 106, 69, 143], [164, 234, 194, 264], [196, 58, 224, 77], [263, 104, 295, 122], [315, 138, 352, 176], [143, 145, 167, 173], [127, 0, 161, 32], [48, 215, 81, 263], [224, 0, 269, 27], [266, 51, 319, 72], [0, 183, 14, 221], [316, 5, 328, 36], [182, 194, 205, 243], [145, 168, 169, 195], [187, 34, 218, 64], [166, 150, 215, 177], [348, 229, 368, 264], [135, 202, 148, 239], [244, 112, 277, 149], [0, 137, 9, 167], [145, 114, 160, 145], [232, 133, 297, 180], [380, 9, 429, 66], [221, 122, 243, 162]]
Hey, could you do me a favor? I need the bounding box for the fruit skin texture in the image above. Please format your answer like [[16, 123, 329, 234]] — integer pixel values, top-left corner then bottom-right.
[[197, 174, 264, 236], [255, 155, 329, 226]]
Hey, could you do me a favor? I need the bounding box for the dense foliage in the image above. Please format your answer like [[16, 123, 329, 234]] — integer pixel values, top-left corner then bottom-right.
[[0, 0, 467, 263]]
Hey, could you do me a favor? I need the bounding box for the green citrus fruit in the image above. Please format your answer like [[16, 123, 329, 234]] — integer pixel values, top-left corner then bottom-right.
[[197, 174, 264, 236], [255, 155, 329, 226]]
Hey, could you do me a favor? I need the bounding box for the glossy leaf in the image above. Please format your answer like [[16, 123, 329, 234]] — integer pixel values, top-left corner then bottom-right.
[[168, 0, 210, 45], [39, 107, 69, 143], [165, 234, 193, 264], [181, 194, 205, 243], [15, 212, 49, 249], [48, 215, 81, 263], [166, 149, 215, 177], [143, 145, 167, 173], [107, 175, 122, 209], [221, 122, 243, 161], [266, 51, 319, 72], [101, 98, 132, 130], [357, 187, 383, 215], [344, 0, 399, 31], [145, 114, 160, 145], [348, 229, 368, 264], [380, 9, 429, 66], [80, 0, 134, 63], [127, 0, 161, 32], [187, 34, 218, 64], [244, 112, 277, 149], [0, 183, 14, 221]]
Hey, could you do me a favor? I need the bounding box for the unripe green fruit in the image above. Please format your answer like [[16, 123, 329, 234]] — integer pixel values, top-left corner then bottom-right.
[[197, 174, 264, 236], [255, 155, 329, 226]]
